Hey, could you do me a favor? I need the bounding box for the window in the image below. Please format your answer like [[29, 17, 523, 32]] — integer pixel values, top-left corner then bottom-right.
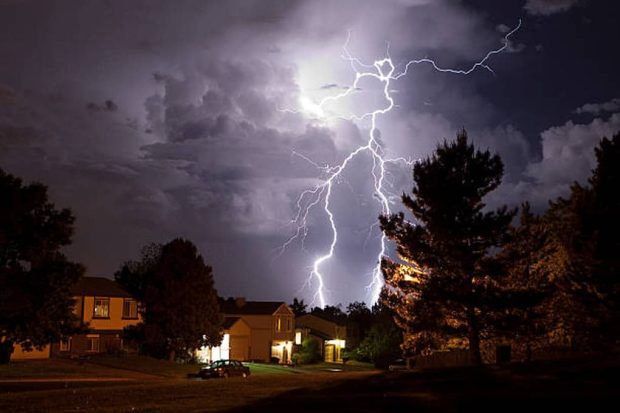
[[93, 297, 110, 318], [86, 335, 100, 352], [287, 317, 292, 332], [122, 299, 138, 319], [59, 338, 71, 352], [295, 331, 302, 345], [276, 317, 282, 332]]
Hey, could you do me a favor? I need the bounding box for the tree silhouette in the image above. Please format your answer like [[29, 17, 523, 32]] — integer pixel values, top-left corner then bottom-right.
[[380, 130, 517, 365], [0, 169, 83, 363], [537, 132, 620, 349], [116, 238, 222, 360], [290, 297, 308, 316]]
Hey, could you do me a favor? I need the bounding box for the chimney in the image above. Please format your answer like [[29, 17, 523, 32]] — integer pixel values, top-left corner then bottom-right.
[[235, 297, 246, 308]]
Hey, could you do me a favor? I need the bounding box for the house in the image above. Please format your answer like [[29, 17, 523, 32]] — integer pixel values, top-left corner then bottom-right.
[[196, 297, 295, 364], [295, 314, 347, 363], [10, 276, 141, 361], [55, 276, 141, 356]]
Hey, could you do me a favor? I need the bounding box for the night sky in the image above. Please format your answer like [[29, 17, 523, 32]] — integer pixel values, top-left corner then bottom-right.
[[1, 0, 619, 305]]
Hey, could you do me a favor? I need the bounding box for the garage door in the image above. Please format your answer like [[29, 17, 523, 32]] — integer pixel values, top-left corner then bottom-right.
[[230, 335, 250, 361]]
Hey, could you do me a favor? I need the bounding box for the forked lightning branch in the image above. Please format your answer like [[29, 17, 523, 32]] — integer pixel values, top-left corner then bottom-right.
[[280, 21, 522, 308]]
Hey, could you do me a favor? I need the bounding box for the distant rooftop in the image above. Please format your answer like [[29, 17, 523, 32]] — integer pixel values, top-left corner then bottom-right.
[[71, 276, 133, 298], [219, 297, 287, 315]]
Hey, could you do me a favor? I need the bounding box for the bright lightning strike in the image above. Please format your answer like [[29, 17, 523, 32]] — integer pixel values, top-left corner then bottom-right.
[[282, 20, 522, 308]]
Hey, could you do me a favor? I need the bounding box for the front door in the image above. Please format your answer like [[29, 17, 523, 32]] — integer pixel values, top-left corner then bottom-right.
[[282, 345, 288, 364]]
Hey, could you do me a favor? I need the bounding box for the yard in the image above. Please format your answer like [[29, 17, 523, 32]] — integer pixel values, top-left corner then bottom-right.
[[1, 355, 617, 412], [0, 359, 377, 412]]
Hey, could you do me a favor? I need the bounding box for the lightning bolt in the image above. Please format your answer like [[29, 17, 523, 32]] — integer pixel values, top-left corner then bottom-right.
[[281, 20, 522, 307]]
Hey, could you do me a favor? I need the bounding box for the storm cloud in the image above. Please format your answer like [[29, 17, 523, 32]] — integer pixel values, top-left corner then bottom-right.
[[1, 0, 618, 305]]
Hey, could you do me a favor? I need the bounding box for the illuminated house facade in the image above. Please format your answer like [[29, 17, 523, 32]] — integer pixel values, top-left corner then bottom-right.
[[53, 277, 141, 356], [197, 298, 295, 364], [295, 314, 347, 363], [11, 277, 141, 360]]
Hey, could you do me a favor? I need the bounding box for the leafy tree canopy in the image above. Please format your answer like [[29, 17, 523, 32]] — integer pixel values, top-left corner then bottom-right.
[[116, 238, 222, 361], [0, 169, 83, 363]]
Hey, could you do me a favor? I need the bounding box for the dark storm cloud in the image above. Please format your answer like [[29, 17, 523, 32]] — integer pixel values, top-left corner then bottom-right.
[[523, 0, 580, 16], [0, 0, 617, 304]]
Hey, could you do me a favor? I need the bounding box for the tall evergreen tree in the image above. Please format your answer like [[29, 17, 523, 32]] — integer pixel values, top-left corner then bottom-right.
[[538, 132, 620, 348], [380, 130, 519, 365], [495, 203, 550, 359], [0, 169, 83, 363], [116, 238, 222, 361]]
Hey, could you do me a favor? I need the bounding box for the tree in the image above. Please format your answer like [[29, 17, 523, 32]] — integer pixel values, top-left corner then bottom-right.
[[311, 304, 347, 325], [292, 337, 322, 365], [380, 130, 519, 365], [116, 238, 222, 361], [346, 301, 372, 349], [0, 169, 83, 363], [495, 203, 550, 359], [355, 322, 402, 368], [536, 132, 620, 349], [349, 295, 402, 368], [290, 297, 308, 316]]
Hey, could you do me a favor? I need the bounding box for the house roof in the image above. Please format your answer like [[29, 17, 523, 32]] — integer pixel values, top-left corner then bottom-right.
[[71, 277, 133, 298], [222, 316, 242, 329], [219, 298, 288, 315]]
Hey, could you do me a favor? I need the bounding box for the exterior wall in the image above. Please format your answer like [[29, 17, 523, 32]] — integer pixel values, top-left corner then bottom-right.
[[296, 315, 346, 340], [272, 306, 295, 342], [223, 304, 296, 363], [49, 295, 141, 357], [11, 344, 50, 360], [81, 296, 141, 330], [51, 332, 126, 357]]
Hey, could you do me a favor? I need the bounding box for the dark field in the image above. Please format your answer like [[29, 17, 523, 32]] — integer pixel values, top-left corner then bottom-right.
[[1, 356, 618, 412]]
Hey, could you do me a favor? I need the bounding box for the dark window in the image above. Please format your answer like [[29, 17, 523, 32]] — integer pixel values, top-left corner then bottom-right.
[[86, 336, 100, 352], [122, 299, 138, 319], [59, 338, 71, 352]]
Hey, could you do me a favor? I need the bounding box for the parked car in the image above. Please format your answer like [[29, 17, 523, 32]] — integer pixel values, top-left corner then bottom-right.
[[198, 360, 251, 379], [387, 358, 408, 371]]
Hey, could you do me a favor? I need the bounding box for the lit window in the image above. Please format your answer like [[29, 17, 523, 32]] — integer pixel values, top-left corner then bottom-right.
[[59, 338, 71, 352], [277, 317, 282, 332], [295, 331, 302, 345], [86, 335, 100, 352], [122, 299, 138, 319], [93, 298, 110, 318]]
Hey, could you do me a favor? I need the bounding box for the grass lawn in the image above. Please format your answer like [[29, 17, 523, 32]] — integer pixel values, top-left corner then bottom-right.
[[86, 354, 200, 378], [296, 360, 375, 372], [0, 371, 376, 412], [247, 361, 375, 375], [0, 359, 139, 379], [1, 355, 618, 412], [0, 355, 375, 381]]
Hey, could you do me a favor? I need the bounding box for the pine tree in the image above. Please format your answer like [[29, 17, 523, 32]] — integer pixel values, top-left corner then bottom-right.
[[538, 132, 620, 349], [380, 130, 518, 365]]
